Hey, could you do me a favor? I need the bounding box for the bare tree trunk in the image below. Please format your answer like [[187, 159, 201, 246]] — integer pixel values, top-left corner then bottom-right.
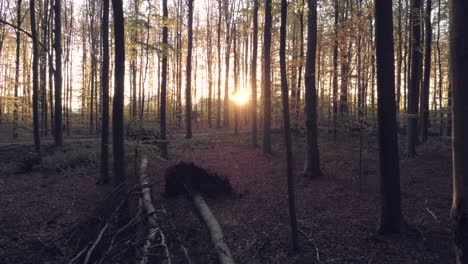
[[160, 0, 169, 159], [100, 0, 110, 184], [13, 0, 22, 139], [449, 1, 468, 262], [280, 0, 299, 250], [216, 0, 222, 129], [112, 0, 126, 186], [332, 0, 339, 139], [262, 0, 272, 154], [420, 0, 432, 143], [31, 0, 40, 153], [185, 0, 194, 139], [304, 0, 320, 179], [251, 0, 258, 147], [407, 0, 422, 155], [374, 0, 402, 234], [54, 0, 63, 146]]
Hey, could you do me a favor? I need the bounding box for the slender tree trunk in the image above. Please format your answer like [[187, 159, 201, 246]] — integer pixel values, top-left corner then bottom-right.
[[420, 0, 432, 143], [449, 1, 468, 262], [100, 0, 110, 184], [216, 0, 222, 129], [13, 0, 22, 139], [332, 0, 339, 138], [304, 0, 320, 179], [251, 0, 258, 147], [31, 0, 40, 153], [160, 0, 168, 159], [397, 0, 403, 128], [54, 0, 63, 146], [407, 0, 422, 155], [185, 0, 194, 138], [262, 0, 272, 154], [112, 0, 126, 186], [280, 0, 299, 251], [374, 0, 402, 234]]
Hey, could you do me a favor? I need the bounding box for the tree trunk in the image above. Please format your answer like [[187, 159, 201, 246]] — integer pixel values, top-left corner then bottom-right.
[[280, 0, 299, 250], [100, 0, 110, 184], [407, 0, 422, 155], [420, 0, 432, 143], [304, 0, 320, 179], [185, 0, 194, 139], [449, 1, 468, 262], [13, 0, 21, 139], [262, 0, 272, 154], [160, 0, 169, 159], [54, 0, 63, 146], [332, 0, 339, 139], [31, 0, 40, 153], [251, 0, 258, 147], [112, 0, 126, 186], [374, 0, 402, 234]]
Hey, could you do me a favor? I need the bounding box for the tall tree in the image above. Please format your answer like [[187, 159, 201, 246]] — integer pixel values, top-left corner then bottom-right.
[[262, 0, 272, 154], [303, 0, 320, 179], [160, 0, 169, 159], [407, 0, 423, 155], [100, 0, 110, 184], [54, 0, 63, 146], [185, 0, 194, 139], [13, 0, 22, 139], [449, 0, 468, 262], [280, 0, 299, 251], [30, 0, 40, 153], [332, 0, 339, 138], [216, 0, 222, 129], [374, 0, 402, 234], [420, 0, 432, 143], [251, 0, 258, 147], [112, 0, 126, 186]]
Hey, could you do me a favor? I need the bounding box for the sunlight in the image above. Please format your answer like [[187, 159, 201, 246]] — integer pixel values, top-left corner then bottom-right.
[[232, 90, 250, 106]]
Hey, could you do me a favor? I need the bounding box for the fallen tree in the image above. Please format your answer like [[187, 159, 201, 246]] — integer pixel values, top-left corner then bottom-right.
[[165, 162, 235, 264], [192, 192, 236, 264], [139, 156, 171, 264]]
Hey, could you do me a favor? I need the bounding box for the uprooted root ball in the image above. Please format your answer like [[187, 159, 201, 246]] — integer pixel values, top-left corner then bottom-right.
[[164, 162, 232, 197]]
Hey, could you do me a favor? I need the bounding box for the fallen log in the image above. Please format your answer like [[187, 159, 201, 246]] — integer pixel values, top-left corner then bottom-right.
[[191, 192, 236, 264], [139, 156, 171, 264]]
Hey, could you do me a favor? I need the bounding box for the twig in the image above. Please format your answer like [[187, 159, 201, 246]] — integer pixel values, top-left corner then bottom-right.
[[298, 229, 320, 263], [425, 199, 439, 222], [180, 245, 193, 264], [83, 223, 109, 264], [67, 244, 90, 264]]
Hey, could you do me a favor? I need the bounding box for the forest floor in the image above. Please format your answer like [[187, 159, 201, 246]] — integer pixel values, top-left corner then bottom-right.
[[0, 129, 454, 263]]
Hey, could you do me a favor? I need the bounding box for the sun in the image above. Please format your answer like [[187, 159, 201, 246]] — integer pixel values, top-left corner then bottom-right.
[[232, 90, 250, 106]]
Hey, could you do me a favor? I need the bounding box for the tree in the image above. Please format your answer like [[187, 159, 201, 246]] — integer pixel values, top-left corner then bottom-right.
[[30, 0, 40, 153], [303, 0, 320, 179], [449, 0, 468, 262], [420, 0, 432, 143], [374, 0, 402, 234], [185, 0, 194, 139], [407, 0, 422, 155], [251, 0, 258, 147], [262, 0, 272, 154], [216, 0, 222, 129], [112, 0, 126, 186], [280, 0, 299, 251], [332, 0, 339, 138], [54, 0, 63, 146], [100, 0, 110, 184], [160, 0, 169, 159], [13, 0, 22, 139]]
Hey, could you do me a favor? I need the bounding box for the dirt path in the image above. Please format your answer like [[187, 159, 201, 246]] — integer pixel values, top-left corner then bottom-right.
[[150, 134, 453, 264]]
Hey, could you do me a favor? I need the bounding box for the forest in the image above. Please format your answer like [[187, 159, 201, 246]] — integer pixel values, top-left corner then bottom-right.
[[0, 0, 467, 263]]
